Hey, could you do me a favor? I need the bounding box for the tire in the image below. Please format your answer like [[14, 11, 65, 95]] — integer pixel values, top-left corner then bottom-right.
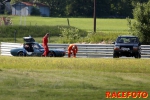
[[134, 52, 141, 58], [48, 51, 55, 57], [139, 54, 141, 58], [18, 51, 25, 56], [113, 52, 119, 58]]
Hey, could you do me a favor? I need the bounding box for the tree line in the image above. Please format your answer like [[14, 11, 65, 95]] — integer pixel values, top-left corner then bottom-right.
[[0, 0, 149, 18], [1, 0, 150, 44]]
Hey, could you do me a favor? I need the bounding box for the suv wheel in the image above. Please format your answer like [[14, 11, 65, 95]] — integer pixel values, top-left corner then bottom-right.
[[134, 52, 141, 58], [113, 53, 119, 58]]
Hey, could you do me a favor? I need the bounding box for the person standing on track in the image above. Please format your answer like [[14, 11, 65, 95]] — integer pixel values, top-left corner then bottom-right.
[[42, 33, 49, 57], [68, 44, 78, 58]]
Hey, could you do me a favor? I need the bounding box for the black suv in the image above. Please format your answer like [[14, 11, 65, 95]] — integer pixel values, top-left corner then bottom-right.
[[112, 35, 141, 58]]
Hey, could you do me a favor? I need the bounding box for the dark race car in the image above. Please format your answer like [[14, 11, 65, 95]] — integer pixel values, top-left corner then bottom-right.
[[112, 35, 141, 58], [10, 36, 66, 57]]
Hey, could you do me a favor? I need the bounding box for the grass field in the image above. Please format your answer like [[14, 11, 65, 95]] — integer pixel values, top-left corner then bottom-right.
[[3, 36, 63, 43], [0, 56, 149, 100], [1, 16, 148, 100], [0, 16, 132, 43], [1, 16, 130, 33]]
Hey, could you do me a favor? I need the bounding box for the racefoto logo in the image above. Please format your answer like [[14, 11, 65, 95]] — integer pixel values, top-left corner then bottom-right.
[[106, 91, 148, 99]]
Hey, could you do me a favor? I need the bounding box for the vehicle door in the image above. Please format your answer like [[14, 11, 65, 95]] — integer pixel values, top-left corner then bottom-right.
[[32, 43, 43, 56]]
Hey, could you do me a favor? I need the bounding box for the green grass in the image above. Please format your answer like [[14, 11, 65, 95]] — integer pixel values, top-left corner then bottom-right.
[[0, 56, 150, 100], [0, 37, 65, 43], [0, 16, 132, 43], [1, 16, 130, 33]]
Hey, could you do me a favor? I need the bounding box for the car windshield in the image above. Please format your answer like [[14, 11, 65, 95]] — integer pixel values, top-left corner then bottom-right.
[[38, 44, 44, 49], [33, 43, 44, 49], [117, 37, 138, 43]]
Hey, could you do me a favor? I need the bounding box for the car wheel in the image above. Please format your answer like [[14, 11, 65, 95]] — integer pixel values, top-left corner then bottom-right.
[[139, 54, 141, 58], [18, 51, 25, 56], [113, 52, 119, 58], [134, 52, 141, 58], [48, 51, 55, 57]]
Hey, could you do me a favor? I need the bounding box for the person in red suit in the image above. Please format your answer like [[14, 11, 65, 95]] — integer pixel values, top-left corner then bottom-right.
[[42, 33, 49, 57], [68, 44, 78, 58]]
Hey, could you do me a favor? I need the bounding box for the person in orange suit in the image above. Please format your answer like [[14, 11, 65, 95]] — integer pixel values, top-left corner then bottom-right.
[[42, 33, 49, 57], [68, 44, 78, 58]]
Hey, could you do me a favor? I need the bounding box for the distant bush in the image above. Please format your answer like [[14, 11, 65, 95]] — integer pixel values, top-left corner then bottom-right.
[[0, 25, 128, 43], [0, 25, 58, 37], [0, 25, 87, 38], [58, 26, 88, 43], [85, 32, 128, 43]]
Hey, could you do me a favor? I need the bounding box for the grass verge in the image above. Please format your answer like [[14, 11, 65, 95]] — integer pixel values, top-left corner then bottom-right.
[[0, 56, 149, 100]]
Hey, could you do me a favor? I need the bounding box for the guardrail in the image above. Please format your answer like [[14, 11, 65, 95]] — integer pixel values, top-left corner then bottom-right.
[[1, 42, 150, 58]]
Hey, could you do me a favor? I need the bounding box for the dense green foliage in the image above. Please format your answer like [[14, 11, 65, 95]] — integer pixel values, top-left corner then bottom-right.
[[87, 32, 124, 43], [0, 25, 60, 37], [128, 1, 150, 44], [59, 26, 85, 43], [0, 25, 87, 38], [30, 6, 41, 16], [0, 0, 148, 18], [2, 0, 150, 43]]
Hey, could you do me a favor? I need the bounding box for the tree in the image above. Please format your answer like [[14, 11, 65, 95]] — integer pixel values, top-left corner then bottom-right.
[[132, 0, 149, 6], [30, 5, 41, 16], [109, 0, 133, 18], [3, 0, 150, 18], [0, 1, 5, 14], [40, 0, 67, 16], [129, 1, 150, 44]]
